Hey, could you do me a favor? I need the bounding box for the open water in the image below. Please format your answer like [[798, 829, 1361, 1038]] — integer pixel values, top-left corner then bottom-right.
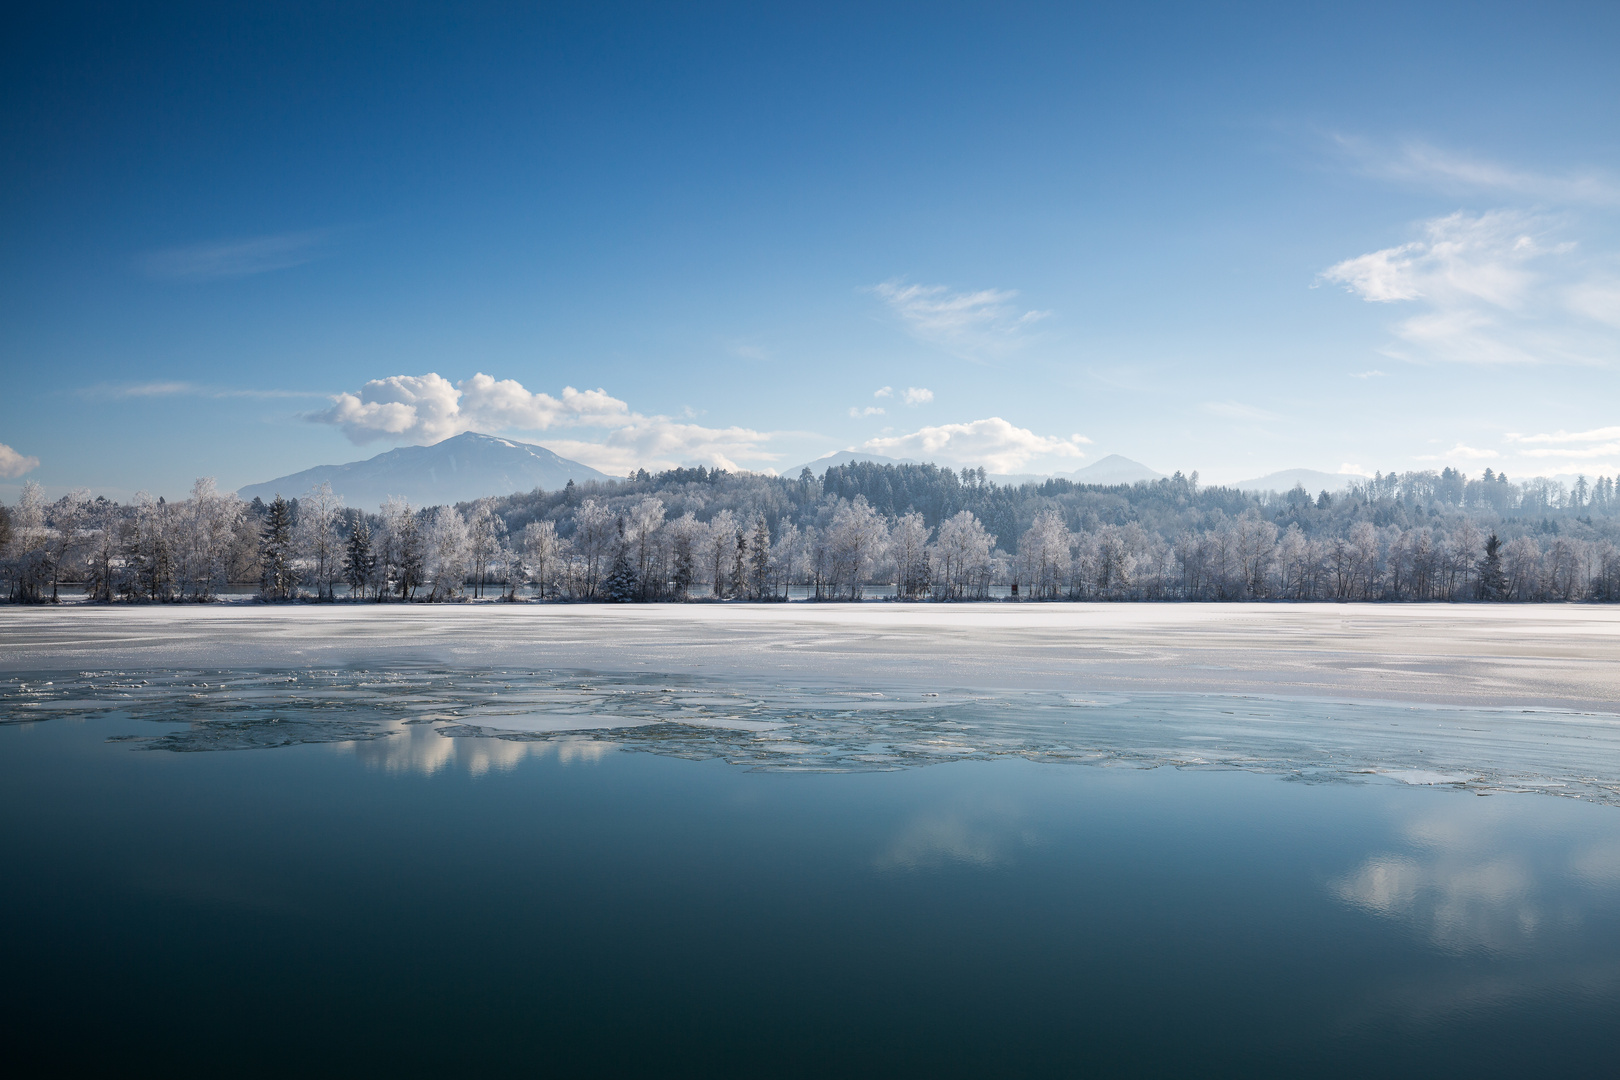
[[3, 669, 1618, 1076]]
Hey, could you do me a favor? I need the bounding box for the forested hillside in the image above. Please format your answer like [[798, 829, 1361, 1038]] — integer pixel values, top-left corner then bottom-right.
[[4, 462, 1619, 603]]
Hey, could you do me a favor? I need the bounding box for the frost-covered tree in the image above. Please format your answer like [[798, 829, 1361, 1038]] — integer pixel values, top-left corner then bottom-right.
[[572, 499, 616, 599], [467, 498, 500, 598], [379, 497, 425, 600], [1502, 535, 1542, 601], [423, 506, 470, 601], [1017, 508, 1070, 599], [522, 519, 564, 599], [170, 478, 244, 601], [666, 512, 703, 600], [769, 521, 803, 601], [43, 489, 92, 602], [296, 482, 344, 601], [626, 497, 666, 600], [932, 510, 993, 600], [706, 509, 738, 598], [5, 481, 52, 603], [1235, 511, 1278, 598], [890, 511, 931, 599], [823, 496, 888, 599], [1277, 523, 1318, 600]]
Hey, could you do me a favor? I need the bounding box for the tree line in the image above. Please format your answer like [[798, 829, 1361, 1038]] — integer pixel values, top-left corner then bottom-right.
[[3, 461, 1619, 603]]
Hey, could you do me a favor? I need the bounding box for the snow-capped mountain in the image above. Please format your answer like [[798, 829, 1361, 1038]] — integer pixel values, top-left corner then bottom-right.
[[238, 432, 614, 509]]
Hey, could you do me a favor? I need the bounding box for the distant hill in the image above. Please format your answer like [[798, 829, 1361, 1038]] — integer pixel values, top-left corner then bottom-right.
[[786, 450, 918, 476], [1231, 468, 1356, 494], [1066, 454, 1166, 485], [238, 432, 614, 509]]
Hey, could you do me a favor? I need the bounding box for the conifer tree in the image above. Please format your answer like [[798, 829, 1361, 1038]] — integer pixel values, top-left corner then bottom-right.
[[730, 529, 749, 599], [1476, 533, 1507, 601], [601, 517, 639, 602], [749, 514, 771, 599], [344, 520, 375, 598], [258, 495, 295, 600]]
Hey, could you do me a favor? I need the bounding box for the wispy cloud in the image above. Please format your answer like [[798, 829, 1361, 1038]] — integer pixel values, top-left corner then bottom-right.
[[0, 442, 40, 479], [1320, 210, 1619, 365], [873, 386, 893, 399], [1332, 136, 1620, 207], [141, 230, 330, 280], [902, 386, 933, 405], [1350, 369, 1386, 379], [863, 417, 1089, 474], [1505, 426, 1620, 460], [316, 372, 777, 473], [1507, 426, 1620, 445], [82, 381, 326, 400], [871, 280, 1050, 361], [848, 405, 886, 418]]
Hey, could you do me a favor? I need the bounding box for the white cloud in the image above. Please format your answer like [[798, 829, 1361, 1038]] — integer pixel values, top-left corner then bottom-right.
[[545, 418, 773, 474], [142, 230, 329, 280], [871, 280, 1050, 360], [1508, 426, 1620, 445], [317, 373, 632, 445], [1503, 426, 1620, 459], [1566, 280, 1620, 328], [902, 386, 934, 405], [316, 372, 773, 473], [848, 406, 886, 418], [1336, 136, 1620, 207], [1350, 369, 1386, 378], [1339, 463, 1372, 476], [1201, 401, 1280, 422], [862, 417, 1089, 474], [0, 442, 40, 479], [1519, 443, 1620, 460], [873, 386, 894, 398], [1320, 210, 1618, 365]]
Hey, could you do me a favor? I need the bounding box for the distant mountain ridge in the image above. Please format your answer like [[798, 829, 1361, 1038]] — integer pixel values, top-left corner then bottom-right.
[[1230, 468, 1357, 494], [784, 450, 918, 475], [238, 432, 613, 509]]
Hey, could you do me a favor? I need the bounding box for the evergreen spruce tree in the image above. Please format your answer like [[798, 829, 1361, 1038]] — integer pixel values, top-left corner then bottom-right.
[[344, 521, 375, 598], [1476, 533, 1507, 601], [601, 518, 639, 602], [259, 495, 295, 600], [730, 530, 749, 599], [749, 514, 771, 600]]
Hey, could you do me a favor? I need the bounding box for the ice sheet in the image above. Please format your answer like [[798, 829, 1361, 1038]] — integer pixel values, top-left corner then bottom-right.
[[5, 602, 1620, 711], [5, 666, 1619, 803]]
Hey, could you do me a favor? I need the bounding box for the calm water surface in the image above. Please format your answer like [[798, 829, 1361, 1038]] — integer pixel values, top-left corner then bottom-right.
[[3, 705, 1618, 1077]]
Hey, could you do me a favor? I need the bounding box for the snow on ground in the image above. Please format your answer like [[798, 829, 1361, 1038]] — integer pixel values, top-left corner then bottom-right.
[[3, 602, 1619, 710]]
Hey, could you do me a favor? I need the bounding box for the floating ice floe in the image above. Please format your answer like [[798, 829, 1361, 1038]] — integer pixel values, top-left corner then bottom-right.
[[3, 667, 1619, 803]]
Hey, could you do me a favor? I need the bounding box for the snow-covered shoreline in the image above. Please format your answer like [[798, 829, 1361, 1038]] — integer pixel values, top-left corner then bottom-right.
[[3, 601, 1618, 711]]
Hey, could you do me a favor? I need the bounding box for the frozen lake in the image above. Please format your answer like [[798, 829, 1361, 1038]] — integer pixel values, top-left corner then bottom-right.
[[3, 604, 1619, 1074]]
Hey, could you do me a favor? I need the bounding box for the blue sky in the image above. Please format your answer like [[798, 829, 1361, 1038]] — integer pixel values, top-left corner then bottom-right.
[[4, 1, 1618, 499]]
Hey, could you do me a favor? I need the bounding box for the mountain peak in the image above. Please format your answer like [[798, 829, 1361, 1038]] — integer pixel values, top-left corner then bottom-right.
[[238, 432, 613, 509]]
